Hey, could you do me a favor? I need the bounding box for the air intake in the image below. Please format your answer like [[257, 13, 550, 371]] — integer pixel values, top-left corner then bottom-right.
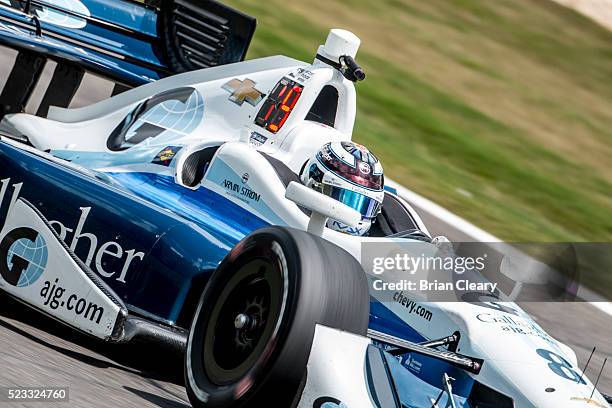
[[161, 0, 256, 72]]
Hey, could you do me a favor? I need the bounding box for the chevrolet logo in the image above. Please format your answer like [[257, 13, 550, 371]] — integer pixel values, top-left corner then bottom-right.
[[222, 78, 265, 106]]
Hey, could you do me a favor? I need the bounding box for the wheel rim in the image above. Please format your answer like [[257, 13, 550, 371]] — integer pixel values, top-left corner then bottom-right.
[[203, 258, 285, 385]]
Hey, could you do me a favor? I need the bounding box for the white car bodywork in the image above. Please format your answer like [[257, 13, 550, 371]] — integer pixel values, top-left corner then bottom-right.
[[2, 30, 608, 408]]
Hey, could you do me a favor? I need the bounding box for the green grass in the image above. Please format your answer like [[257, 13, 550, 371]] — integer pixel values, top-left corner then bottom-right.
[[225, 0, 612, 293]]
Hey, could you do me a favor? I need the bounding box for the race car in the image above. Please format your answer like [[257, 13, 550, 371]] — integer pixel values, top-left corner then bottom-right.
[[0, 1, 609, 407]]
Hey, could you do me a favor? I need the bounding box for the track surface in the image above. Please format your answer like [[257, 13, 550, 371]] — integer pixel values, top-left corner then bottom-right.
[[0, 49, 610, 407], [0, 295, 189, 408]]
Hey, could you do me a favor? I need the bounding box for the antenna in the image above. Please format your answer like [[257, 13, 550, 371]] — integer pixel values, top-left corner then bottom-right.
[[578, 346, 596, 384], [590, 357, 608, 400]]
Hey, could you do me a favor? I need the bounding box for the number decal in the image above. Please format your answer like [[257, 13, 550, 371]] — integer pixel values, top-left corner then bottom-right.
[[537, 348, 585, 384]]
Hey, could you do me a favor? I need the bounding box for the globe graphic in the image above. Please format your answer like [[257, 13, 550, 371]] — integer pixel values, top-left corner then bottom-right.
[[125, 89, 205, 145], [6, 234, 48, 287]]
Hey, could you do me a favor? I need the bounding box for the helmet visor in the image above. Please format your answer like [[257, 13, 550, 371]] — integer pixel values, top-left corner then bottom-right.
[[322, 184, 382, 220]]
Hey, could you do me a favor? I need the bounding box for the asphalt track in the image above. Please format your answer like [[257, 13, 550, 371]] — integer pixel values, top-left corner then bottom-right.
[[0, 49, 610, 407]]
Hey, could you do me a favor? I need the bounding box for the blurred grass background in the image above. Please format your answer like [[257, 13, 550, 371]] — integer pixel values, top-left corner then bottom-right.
[[226, 0, 612, 244]]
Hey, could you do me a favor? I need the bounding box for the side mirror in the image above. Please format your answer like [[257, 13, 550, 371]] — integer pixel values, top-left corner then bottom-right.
[[285, 181, 361, 236]]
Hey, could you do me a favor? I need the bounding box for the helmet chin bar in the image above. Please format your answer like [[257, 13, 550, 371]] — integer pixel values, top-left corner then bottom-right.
[[285, 182, 361, 237]]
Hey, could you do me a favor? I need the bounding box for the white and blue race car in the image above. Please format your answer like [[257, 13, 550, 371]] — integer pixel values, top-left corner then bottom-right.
[[0, 1, 609, 407]]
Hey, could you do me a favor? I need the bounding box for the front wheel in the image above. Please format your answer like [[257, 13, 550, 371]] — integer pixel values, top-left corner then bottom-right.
[[185, 227, 369, 407]]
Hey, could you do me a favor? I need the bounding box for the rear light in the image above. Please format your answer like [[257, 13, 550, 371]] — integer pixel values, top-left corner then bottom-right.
[[255, 77, 303, 134]]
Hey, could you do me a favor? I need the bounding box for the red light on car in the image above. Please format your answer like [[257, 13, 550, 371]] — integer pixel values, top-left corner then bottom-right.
[[255, 77, 304, 134], [282, 89, 294, 105]]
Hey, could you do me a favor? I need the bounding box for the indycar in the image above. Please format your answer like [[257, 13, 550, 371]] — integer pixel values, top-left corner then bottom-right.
[[0, 1, 609, 407]]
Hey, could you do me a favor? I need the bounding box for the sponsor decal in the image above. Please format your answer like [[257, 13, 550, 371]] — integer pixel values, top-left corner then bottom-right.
[[40, 278, 105, 325], [0, 178, 144, 284], [330, 220, 364, 236], [358, 161, 371, 175], [241, 173, 250, 184], [222, 179, 260, 203], [476, 312, 553, 343], [152, 146, 181, 166], [404, 354, 423, 374], [107, 87, 204, 151], [0, 227, 47, 287], [56, 206, 145, 284], [393, 291, 434, 322], [204, 158, 284, 225], [313, 397, 347, 408], [0, 197, 122, 338], [374, 341, 426, 374], [288, 67, 314, 83], [248, 131, 268, 147], [222, 78, 265, 107]]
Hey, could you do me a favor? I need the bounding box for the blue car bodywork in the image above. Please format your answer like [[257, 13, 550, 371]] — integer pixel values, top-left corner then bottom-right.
[[0, 140, 274, 325], [0, 0, 160, 84], [0, 0, 256, 94]]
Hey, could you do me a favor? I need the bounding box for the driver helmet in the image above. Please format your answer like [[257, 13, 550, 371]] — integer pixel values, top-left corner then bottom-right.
[[300, 141, 384, 236]]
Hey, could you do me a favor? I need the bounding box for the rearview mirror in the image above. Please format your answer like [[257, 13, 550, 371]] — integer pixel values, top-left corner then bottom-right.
[[285, 181, 361, 236]]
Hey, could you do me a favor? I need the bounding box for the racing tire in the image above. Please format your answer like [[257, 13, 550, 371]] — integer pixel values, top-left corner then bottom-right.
[[185, 226, 369, 407]]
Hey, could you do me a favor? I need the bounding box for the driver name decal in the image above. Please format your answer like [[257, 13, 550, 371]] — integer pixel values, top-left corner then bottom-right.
[[223, 179, 261, 203]]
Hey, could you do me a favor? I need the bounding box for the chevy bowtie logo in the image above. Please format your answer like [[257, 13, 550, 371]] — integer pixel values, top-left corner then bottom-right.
[[222, 78, 265, 106]]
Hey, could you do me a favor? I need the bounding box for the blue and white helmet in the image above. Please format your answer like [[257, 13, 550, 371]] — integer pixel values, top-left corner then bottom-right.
[[301, 141, 384, 236]]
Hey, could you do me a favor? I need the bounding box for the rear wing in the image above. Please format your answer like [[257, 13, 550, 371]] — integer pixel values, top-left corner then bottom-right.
[[0, 0, 256, 118]]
